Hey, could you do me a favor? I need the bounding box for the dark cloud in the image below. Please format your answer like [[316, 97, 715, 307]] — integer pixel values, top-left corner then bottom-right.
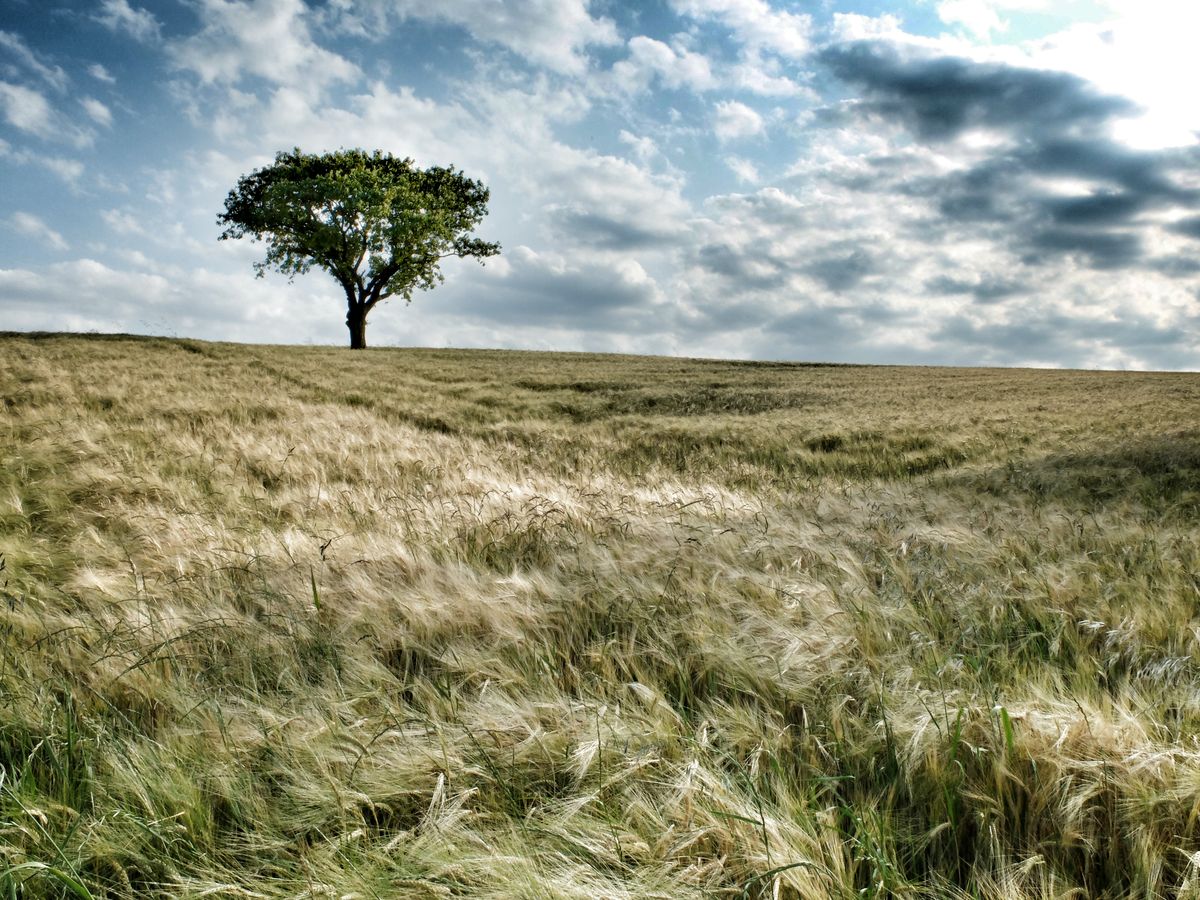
[[1023, 228, 1143, 269], [548, 207, 680, 251], [912, 158, 1027, 224], [819, 40, 1200, 280], [742, 300, 908, 363], [819, 41, 1135, 141], [694, 235, 888, 296], [925, 274, 1027, 302], [450, 252, 660, 330], [803, 248, 878, 292], [696, 242, 790, 289], [1148, 256, 1200, 278], [704, 189, 814, 229], [1170, 216, 1200, 239], [931, 309, 1196, 368], [771, 301, 902, 338], [1019, 138, 1192, 199], [1041, 192, 1149, 226]]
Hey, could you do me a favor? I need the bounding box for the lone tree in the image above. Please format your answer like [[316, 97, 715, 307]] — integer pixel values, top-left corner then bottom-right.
[[218, 148, 499, 349]]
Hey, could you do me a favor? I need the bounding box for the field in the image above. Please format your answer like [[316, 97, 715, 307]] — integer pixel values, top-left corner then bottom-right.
[[1, 333, 1199, 899]]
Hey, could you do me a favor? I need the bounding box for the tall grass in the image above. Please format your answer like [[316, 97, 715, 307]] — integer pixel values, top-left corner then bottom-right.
[[2, 332, 1199, 897]]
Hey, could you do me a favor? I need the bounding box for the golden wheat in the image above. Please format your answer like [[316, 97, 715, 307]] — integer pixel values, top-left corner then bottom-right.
[[1, 333, 1198, 898]]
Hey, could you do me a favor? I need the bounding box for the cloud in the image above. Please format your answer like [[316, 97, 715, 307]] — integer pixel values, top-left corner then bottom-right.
[[87, 63, 116, 84], [925, 274, 1027, 302], [817, 39, 1200, 278], [101, 208, 146, 236], [931, 302, 1199, 369], [0, 140, 84, 183], [670, 0, 813, 59], [450, 246, 665, 330], [4, 0, 1199, 370], [1169, 216, 1200, 240], [666, 136, 1200, 368], [804, 247, 881, 292], [1023, 227, 1143, 270], [607, 33, 812, 99], [144, 71, 692, 337], [324, 0, 619, 75], [80, 97, 112, 127], [713, 100, 764, 142], [0, 30, 69, 91], [95, 0, 162, 43], [545, 208, 681, 252], [724, 156, 759, 183], [39, 155, 85, 183], [611, 36, 717, 94], [819, 41, 1134, 142], [937, 0, 1007, 39], [1040, 191, 1148, 226], [830, 12, 908, 42], [171, 0, 359, 92], [728, 58, 809, 97], [1007, 1, 1200, 149], [618, 130, 659, 164], [10, 211, 68, 250], [526, 144, 690, 252], [280, 79, 692, 257], [0, 81, 55, 138], [0, 80, 93, 146], [0, 259, 338, 342]]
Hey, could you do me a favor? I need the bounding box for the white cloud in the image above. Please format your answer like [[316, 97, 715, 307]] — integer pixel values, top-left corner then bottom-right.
[[670, 0, 812, 59], [0, 259, 338, 343], [39, 155, 85, 183], [938, 0, 1007, 39], [450, 245, 667, 331], [102, 208, 146, 236], [619, 130, 659, 164], [0, 140, 85, 183], [80, 97, 113, 127], [0, 30, 69, 91], [171, 0, 359, 92], [0, 80, 55, 137], [0, 80, 93, 146], [4, 0, 1194, 369], [713, 100, 764, 142], [95, 0, 162, 43], [609, 34, 811, 99], [188, 73, 689, 257], [324, 0, 619, 75], [612, 36, 717, 94], [10, 212, 68, 251], [88, 63, 116, 84], [829, 13, 908, 42], [724, 156, 759, 183], [1025, 3, 1200, 148], [729, 55, 809, 97], [852, 0, 1200, 150]]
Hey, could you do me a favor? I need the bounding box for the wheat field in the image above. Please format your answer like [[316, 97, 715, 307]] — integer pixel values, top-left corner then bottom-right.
[[1, 332, 1199, 898]]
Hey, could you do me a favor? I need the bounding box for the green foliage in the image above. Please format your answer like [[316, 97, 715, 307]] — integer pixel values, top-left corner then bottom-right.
[[217, 149, 499, 346]]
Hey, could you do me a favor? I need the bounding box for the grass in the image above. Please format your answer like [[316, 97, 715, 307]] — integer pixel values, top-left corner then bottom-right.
[[1, 331, 1199, 898]]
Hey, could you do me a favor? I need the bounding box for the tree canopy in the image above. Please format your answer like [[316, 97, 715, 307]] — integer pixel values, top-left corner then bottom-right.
[[218, 148, 500, 348]]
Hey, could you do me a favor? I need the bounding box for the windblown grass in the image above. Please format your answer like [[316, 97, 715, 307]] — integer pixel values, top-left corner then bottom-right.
[[2, 332, 1199, 898]]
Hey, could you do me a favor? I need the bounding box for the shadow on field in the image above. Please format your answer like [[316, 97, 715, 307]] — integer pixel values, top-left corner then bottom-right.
[[0, 330, 165, 343], [953, 429, 1200, 513]]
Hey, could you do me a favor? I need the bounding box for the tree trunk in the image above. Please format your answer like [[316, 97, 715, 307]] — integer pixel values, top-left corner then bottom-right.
[[347, 304, 368, 349]]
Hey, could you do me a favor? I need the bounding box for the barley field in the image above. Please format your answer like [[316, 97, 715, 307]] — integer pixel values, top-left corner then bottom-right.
[[1, 333, 1199, 899]]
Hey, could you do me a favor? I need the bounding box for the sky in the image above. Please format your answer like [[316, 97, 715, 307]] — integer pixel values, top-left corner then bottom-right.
[[1, 0, 1199, 368]]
